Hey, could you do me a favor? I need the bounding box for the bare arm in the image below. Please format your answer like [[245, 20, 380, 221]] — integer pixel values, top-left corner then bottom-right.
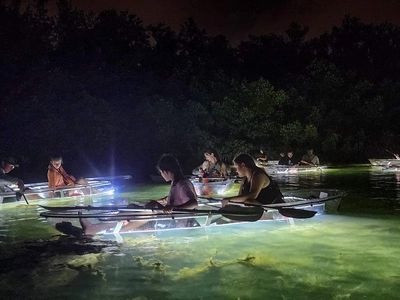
[[201, 161, 210, 172], [221, 163, 228, 177], [173, 198, 198, 209], [299, 160, 314, 166]]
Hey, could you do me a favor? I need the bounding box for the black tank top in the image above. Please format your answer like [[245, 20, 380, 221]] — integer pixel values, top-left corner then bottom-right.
[[241, 169, 284, 204]]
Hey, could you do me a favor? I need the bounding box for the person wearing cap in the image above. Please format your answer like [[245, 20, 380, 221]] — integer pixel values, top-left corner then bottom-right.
[[0, 157, 25, 192]]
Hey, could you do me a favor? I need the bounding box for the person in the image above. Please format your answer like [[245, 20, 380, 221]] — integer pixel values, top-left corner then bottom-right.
[[222, 153, 284, 206], [79, 154, 198, 236], [256, 149, 268, 166], [300, 149, 320, 166], [0, 157, 25, 192], [144, 154, 198, 212], [278, 150, 296, 166], [193, 149, 227, 178], [277, 152, 286, 165], [47, 155, 87, 188]]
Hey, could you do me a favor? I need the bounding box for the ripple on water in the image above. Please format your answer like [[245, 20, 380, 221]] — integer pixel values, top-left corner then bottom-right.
[[1, 167, 400, 299]]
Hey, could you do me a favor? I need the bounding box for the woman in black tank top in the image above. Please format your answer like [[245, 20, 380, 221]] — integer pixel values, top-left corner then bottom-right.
[[222, 153, 284, 206]]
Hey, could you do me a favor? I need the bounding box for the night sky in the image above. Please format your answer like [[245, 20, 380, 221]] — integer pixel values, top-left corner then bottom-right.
[[67, 0, 400, 41]]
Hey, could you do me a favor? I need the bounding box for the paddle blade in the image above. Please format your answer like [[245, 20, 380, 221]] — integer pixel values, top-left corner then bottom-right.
[[278, 208, 316, 219], [220, 205, 264, 222]]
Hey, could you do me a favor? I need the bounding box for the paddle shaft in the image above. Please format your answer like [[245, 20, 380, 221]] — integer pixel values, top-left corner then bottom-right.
[[5, 184, 29, 205], [40, 211, 210, 219], [385, 149, 400, 159], [40, 205, 265, 222]]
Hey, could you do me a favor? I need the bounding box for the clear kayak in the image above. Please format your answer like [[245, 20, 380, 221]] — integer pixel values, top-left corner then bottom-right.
[[38, 189, 344, 240], [369, 159, 400, 168], [0, 179, 119, 204], [263, 165, 327, 175], [190, 177, 236, 196]]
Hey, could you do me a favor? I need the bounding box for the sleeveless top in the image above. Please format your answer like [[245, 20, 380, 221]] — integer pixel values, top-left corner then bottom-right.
[[240, 169, 284, 204]]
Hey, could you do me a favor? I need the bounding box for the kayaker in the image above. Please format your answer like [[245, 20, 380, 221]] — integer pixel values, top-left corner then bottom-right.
[[277, 152, 286, 165], [255, 149, 268, 166], [47, 155, 87, 188], [222, 153, 284, 206], [299, 148, 320, 166], [78, 154, 198, 235], [193, 149, 227, 178], [278, 150, 296, 166], [144, 153, 198, 212], [0, 157, 25, 192]]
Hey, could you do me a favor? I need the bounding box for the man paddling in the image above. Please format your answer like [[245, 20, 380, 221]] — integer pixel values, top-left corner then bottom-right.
[[0, 157, 25, 192]]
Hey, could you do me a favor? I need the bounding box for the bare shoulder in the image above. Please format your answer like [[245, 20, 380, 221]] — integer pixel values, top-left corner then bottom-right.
[[253, 170, 268, 181]]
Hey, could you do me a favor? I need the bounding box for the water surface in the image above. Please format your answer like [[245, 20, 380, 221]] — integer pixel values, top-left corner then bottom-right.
[[1, 165, 399, 299]]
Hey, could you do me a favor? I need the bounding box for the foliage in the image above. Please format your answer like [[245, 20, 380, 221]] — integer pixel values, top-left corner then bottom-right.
[[1, 2, 400, 179]]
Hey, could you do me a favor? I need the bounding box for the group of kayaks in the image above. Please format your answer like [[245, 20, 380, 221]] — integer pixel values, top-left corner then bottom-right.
[[1, 172, 345, 239], [32, 156, 399, 238], [0, 175, 132, 204]]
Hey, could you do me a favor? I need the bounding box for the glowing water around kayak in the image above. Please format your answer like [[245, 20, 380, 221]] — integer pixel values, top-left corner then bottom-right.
[[0, 165, 399, 299]]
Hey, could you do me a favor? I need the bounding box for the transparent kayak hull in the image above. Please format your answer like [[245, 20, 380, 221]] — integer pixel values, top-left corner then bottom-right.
[[0, 180, 115, 204], [264, 165, 327, 175], [190, 178, 236, 196], [40, 190, 344, 240], [369, 159, 400, 167]]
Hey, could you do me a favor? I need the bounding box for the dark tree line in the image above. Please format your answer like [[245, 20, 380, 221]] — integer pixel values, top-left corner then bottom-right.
[[1, 1, 399, 181]]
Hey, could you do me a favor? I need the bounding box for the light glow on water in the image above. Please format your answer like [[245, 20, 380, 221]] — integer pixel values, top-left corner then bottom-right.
[[0, 166, 400, 299]]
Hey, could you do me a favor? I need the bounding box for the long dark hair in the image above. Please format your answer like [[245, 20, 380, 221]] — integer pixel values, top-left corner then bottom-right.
[[233, 153, 262, 172], [157, 154, 185, 182], [204, 148, 222, 164]]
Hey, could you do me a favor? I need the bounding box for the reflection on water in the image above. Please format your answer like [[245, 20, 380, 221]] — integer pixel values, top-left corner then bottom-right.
[[1, 166, 400, 299]]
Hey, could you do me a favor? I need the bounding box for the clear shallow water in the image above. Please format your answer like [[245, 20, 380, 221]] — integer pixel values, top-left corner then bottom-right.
[[1, 165, 400, 299]]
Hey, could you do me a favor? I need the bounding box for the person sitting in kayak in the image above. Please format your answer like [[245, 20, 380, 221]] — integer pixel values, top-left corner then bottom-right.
[[47, 155, 87, 188], [299, 149, 320, 166], [255, 149, 268, 166], [278, 150, 296, 166], [144, 153, 198, 212], [0, 157, 25, 192], [222, 153, 284, 206], [193, 149, 227, 178], [78, 154, 198, 236]]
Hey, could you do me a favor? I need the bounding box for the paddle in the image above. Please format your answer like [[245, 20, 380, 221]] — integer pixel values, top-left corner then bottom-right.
[[385, 149, 400, 160], [18, 192, 29, 205], [5, 184, 29, 205], [39, 204, 265, 222], [39, 204, 139, 211], [40, 211, 207, 219], [198, 197, 317, 219]]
